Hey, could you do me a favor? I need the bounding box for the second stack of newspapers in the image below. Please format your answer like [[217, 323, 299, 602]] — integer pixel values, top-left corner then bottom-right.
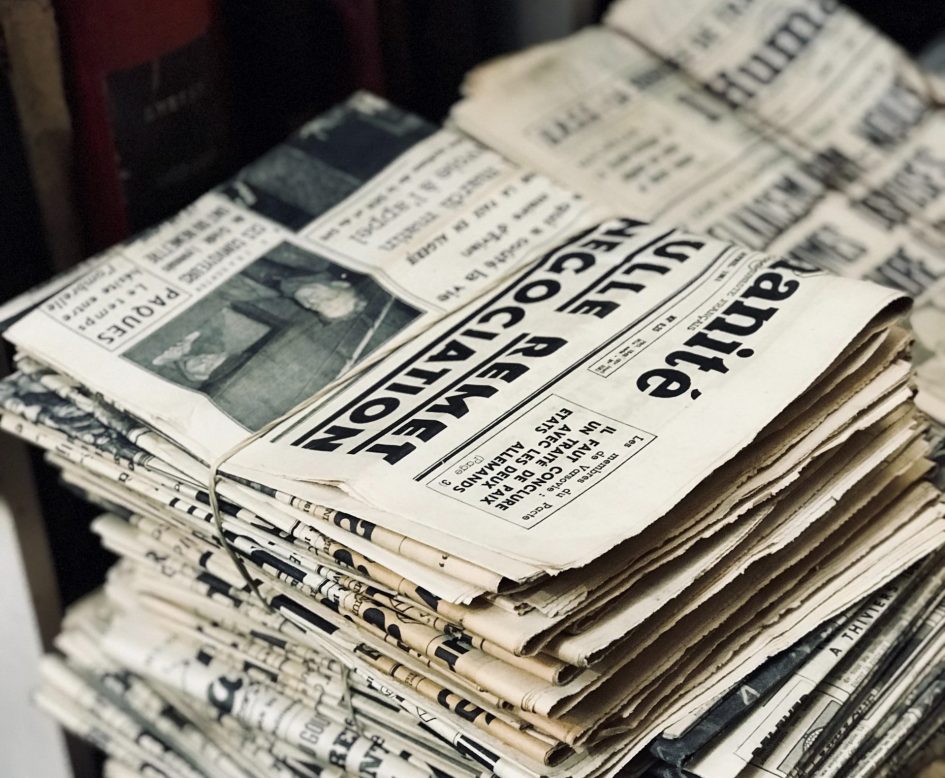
[[3, 93, 945, 778]]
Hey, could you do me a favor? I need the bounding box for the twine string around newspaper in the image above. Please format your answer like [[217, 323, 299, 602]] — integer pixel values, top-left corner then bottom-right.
[[207, 450, 271, 609], [207, 422, 308, 610], [206, 312, 375, 607], [206, 379, 373, 728], [208, 445, 367, 734], [339, 664, 364, 734]]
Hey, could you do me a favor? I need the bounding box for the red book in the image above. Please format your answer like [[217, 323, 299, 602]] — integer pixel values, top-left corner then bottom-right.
[[58, 0, 234, 249]]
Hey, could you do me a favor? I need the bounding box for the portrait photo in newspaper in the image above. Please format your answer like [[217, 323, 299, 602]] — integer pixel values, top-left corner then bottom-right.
[[124, 241, 421, 430]]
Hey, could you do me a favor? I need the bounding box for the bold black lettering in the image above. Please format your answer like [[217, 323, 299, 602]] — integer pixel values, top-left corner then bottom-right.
[[299, 424, 360, 451], [507, 335, 567, 358], [428, 384, 498, 419], [428, 339, 476, 362], [707, 300, 777, 337], [742, 271, 799, 302], [637, 367, 691, 398]]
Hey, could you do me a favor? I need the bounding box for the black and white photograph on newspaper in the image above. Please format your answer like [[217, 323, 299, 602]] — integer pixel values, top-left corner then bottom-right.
[[123, 241, 420, 430], [219, 94, 436, 230]]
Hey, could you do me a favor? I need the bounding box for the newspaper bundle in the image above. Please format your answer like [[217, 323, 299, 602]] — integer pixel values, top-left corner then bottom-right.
[[449, 0, 945, 773], [451, 0, 945, 434], [2, 54, 944, 778]]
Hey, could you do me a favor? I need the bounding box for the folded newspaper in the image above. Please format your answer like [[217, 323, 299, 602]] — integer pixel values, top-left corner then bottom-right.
[[452, 0, 945, 437], [3, 35, 945, 778], [449, 0, 945, 773]]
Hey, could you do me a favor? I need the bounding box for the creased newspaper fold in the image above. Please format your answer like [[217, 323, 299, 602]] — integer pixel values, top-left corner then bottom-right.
[[3, 59, 944, 778]]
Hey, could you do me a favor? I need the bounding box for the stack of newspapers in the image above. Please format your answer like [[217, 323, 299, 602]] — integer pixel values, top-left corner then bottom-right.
[[2, 4, 945, 777], [0, 93, 942, 778], [452, 0, 945, 439]]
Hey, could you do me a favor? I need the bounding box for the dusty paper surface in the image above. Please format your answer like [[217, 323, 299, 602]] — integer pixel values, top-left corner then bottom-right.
[[232, 220, 907, 571], [451, 16, 945, 431], [604, 0, 937, 169], [4, 93, 595, 465]]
